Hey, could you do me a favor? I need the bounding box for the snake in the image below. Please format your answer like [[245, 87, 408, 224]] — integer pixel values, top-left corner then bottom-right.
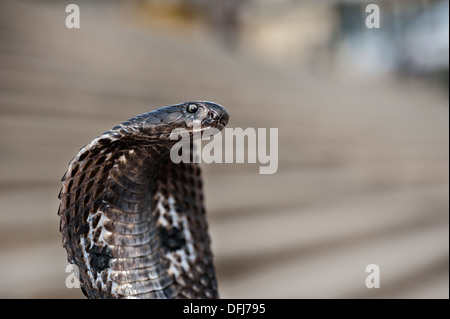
[[57, 101, 229, 299]]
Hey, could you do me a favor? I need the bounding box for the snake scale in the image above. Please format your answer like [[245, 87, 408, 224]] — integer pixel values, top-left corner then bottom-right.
[[57, 101, 229, 298]]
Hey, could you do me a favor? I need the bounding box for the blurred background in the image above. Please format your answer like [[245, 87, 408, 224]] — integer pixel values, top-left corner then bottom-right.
[[0, 0, 448, 298]]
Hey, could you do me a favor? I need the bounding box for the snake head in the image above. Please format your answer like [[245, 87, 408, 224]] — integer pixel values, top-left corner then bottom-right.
[[182, 101, 229, 133], [119, 101, 229, 146], [141, 101, 228, 135]]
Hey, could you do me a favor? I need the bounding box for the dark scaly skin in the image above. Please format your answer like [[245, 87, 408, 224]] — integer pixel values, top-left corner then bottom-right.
[[57, 101, 229, 298]]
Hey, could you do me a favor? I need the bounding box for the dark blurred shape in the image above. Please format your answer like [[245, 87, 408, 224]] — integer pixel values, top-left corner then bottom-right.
[[208, 0, 245, 49], [400, 0, 449, 85], [135, 0, 449, 85], [333, 0, 449, 84]]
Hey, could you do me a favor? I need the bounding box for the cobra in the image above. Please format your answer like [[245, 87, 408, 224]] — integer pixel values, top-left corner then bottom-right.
[[57, 101, 229, 298]]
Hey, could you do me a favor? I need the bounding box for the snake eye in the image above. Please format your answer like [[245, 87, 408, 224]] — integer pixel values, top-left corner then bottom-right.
[[186, 104, 198, 114]]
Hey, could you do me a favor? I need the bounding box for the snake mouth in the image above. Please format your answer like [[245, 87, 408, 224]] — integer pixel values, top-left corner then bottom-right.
[[198, 120, 226, 135], [211, 119, 226, 131], [217, 114, 229, 130], [203, 108, 229, 131]]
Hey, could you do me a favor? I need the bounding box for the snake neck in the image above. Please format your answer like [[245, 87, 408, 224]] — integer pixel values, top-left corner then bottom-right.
[[59, 132, 218, 299]]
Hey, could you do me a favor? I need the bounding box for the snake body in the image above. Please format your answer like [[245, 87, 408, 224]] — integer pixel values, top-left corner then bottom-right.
[[57, 101, 229, 298]]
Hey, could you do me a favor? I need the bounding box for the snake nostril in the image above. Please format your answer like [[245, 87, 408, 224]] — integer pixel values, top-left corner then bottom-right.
[[210, 112, 219, 121]]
